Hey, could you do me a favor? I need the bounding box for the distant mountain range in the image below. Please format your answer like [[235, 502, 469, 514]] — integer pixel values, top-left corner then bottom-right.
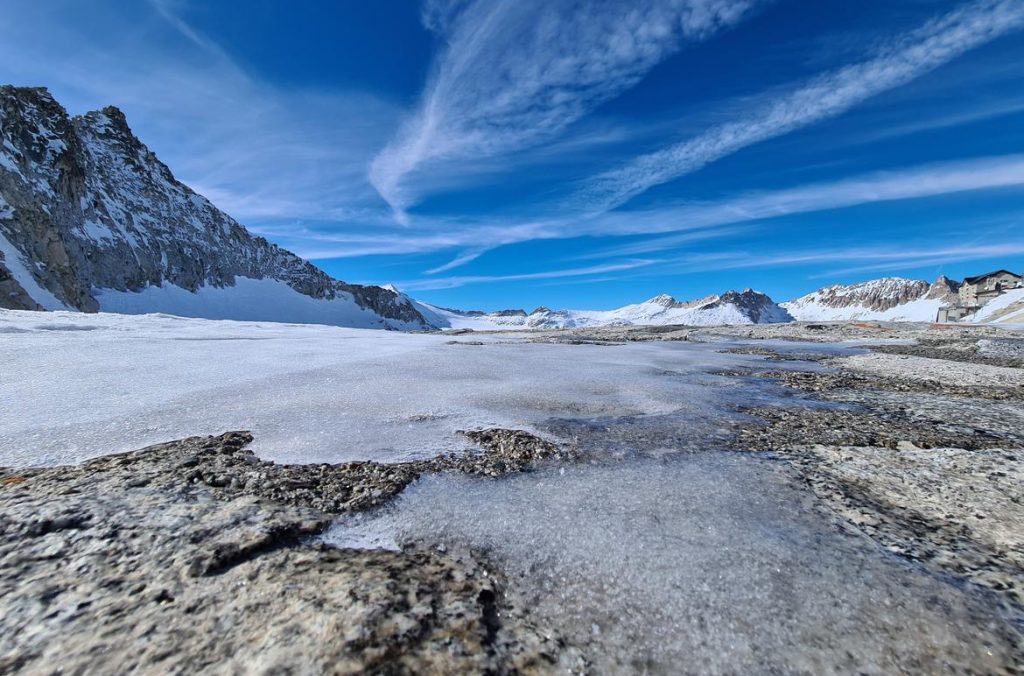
[[414, 275, 1021, 328], [2, 86, 1020, 330], [415, 290, 793, 329]]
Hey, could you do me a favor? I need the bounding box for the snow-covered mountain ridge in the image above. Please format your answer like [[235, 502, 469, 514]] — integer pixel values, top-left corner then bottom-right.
[[0, 86, 434, 329], [782, 276, 960, 322], [418, 289, 793, 329], [413, 273, 1021, 331]]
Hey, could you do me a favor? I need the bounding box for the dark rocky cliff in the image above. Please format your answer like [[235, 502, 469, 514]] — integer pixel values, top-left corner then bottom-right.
[[0, 86, 433, 328]]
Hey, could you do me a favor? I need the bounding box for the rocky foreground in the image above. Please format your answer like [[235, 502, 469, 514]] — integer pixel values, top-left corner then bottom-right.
[[2, 320, 1023, 672], [0, 430, 582, 673]]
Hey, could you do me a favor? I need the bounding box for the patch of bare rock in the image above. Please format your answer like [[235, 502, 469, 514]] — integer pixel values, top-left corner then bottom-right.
[[836, 351, 1024, 390], [870, 339, 1024, 369], [740, 405, 1024, 453], [0, 431, 584, 674]]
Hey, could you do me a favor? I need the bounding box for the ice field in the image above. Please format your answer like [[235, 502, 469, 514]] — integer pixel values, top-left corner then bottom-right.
[[330, 454, 1015, 673], [1, 308, 806, 468], [2, 308, 1016, 670]]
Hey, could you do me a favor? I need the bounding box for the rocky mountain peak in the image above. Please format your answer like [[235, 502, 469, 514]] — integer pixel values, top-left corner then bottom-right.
[[927, 275, 960, 301], [96, 105, 130, 128], [0, 85, 435, 328], [791, 277, 931, 312], [706, 289, 793, 323], [0, 85, 62, 115], [647, 294, 679, 307]]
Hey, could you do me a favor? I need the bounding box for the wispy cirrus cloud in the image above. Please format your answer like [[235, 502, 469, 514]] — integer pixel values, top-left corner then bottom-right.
[[276, 219, 560, 261], [844, 96, 1024, 148], [581, 153, 1024, 241], [395, 232, 1024, 294], [425, 248, 490, 274], [281, 153, 1024, 266], [575, 225, 757, 260], [369, 0, 762, 222], [399, 260, 659, 291], [665, 241, 1024, 277], [572, 0, 1024, 213], [0, 0, 400, 226]]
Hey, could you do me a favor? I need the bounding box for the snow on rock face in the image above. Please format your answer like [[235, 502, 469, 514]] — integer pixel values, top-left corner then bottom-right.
[[0, 229, 64, 310], [95, 278, 430, 330], [700, 289, 795, 324], [782, 276, 959, 322], [420, 289, 792, 330], [0, 86, 433, 329]]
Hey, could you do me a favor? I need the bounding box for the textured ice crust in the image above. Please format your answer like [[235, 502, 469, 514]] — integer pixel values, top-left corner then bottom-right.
[[1, 309, 817, 467], [6, 310, 1018, 670], [329, 453, 1016, 673]]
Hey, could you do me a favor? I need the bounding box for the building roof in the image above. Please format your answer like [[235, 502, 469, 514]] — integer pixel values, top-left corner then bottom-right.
[[963, 269, 1021, 284]]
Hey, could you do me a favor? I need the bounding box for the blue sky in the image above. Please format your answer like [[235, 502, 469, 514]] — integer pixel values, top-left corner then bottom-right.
[[1, 0, 1023, 310]]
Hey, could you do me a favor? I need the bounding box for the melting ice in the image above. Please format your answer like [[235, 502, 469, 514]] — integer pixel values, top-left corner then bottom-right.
[[4, 309, 1015, 670], [1, 310, 821, 467], [329, 453, 1016, 673]]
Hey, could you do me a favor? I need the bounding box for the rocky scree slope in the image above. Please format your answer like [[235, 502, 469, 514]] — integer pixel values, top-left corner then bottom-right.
[[0, 86, 432, 329]]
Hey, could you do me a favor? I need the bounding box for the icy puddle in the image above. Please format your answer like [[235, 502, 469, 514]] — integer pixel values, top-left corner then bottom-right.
[[1, 310, 828, 467], [329, 452, 1019, 673]]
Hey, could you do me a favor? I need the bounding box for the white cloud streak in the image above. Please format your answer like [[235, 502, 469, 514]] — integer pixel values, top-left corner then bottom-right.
[[573, 0, 1024, 213], [667, 242, 1024, 275], [584, 153, 1024, 240], [0, 1, 400, 226], [287, 154, 1024, 264], [399, 260, 659, 290], [369, 0, 760, 222], [425, 248, 490, 274], [575, 225, 756, 259], [399, 237, 1024, 293], [846, 96, 1024, 147]]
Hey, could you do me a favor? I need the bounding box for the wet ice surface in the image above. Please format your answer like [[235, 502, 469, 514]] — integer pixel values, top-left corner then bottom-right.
[[5, 310, 1020, 669], [329, 453, 1019, 673], [1, 310, 828, 468]]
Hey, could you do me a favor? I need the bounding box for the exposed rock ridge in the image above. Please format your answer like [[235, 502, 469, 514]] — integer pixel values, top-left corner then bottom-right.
[[701, 289, 793, 323], [927, 274, 961, 302], [799, 277, 931, 312]]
